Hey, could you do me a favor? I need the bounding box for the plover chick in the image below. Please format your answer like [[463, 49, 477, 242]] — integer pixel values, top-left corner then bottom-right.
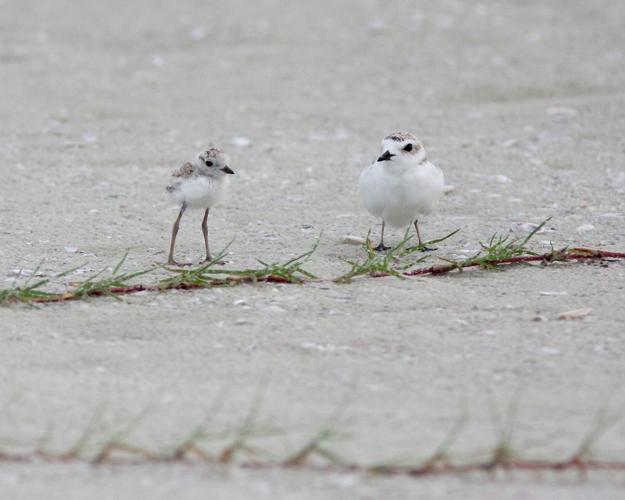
[[358, 132, 445, 251], [166, 148, 235, 265]]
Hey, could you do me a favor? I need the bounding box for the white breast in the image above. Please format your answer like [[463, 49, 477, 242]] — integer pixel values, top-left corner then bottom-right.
[[170, 176, 229, 209], [358, 163, 389, 218], [359, 160, 444, 228]]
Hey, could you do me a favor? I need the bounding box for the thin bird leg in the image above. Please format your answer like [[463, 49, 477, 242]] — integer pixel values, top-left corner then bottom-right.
[[414, 220, 436, 252], [201, 208, 211, 263], [167, 203, 191, 266], [374, 220, 390, 252]]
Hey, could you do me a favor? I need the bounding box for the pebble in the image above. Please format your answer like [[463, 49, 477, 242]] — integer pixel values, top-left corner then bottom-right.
[[366, 20, 387, 34], [190, 26, 209, 40], [547, 106, 578, 117], [576, 223, 595, 232], [263, 305, 286, 314], [301, 342, 351, 353], [81, 132, 97, 143], [511, 222, 555, 234], [231, 136, 251, 147], [151, 54, 164, 67], [609, 170, 625, 191]]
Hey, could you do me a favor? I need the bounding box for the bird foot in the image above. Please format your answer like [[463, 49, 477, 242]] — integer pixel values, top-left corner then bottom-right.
[[419, 245, 437, 252], [373, 243, 390, 252], [200, 257, 226, 266], [167, 258, 192, 267]]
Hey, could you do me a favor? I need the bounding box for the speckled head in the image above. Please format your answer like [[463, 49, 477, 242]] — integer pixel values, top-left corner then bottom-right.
[[198, 148, 234, 175], [378, 132, 426, 165], [385, 132, 418, 143]]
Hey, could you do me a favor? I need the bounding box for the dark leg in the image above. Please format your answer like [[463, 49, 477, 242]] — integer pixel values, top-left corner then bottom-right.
[[201, 208, 211, 263], [414, 220, 436, 252], [374, 220, 390, 252], [167, 203, 191, 266]]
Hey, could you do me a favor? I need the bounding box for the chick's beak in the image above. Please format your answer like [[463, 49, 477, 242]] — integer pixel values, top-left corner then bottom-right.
[[221, 166, 235, 174], [377, 150, 395, 162]]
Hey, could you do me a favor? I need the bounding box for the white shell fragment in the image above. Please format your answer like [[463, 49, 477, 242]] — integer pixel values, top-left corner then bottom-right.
[[443, 185, 456, 194], [558, 307, 592, 320], [231, 136, 251, 147], [343, 235, 366, 245], [301, 342, 352, 353]]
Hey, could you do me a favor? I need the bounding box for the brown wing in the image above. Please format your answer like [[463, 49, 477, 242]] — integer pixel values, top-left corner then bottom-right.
[[171, 162, 196, 178]]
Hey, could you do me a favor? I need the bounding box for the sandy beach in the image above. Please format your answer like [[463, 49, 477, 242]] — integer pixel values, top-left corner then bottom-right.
[[1, 0, 625, 498]]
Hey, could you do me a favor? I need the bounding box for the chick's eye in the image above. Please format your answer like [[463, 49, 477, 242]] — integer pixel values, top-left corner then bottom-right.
[[403, 144, 413, 152], [205, 160, 213, 166]]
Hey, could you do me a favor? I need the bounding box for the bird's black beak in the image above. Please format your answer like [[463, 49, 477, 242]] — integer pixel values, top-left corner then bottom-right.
[[377, 150, 395, 162], [221, 166, 235, 174]]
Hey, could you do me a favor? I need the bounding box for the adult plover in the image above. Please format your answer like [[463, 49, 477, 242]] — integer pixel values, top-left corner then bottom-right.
[[359, 132, 444, 251]]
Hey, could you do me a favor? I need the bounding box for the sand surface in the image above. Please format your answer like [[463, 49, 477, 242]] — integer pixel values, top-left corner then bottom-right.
[[2, 0, 625, 498]]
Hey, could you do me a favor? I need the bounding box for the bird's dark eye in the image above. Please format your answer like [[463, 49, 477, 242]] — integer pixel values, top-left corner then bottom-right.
[[403, 144, 413, 152], [205, 160, 213, 166]]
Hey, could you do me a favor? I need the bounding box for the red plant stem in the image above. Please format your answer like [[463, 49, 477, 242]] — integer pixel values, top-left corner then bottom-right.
[[372, 248, 625, 278], [1, 450, 625, 477], [242, 457, 625, 477], [29, 274, 293, 304]]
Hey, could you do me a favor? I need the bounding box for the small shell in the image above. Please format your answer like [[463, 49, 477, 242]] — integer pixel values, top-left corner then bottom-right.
[[558, 307, 592, 320], [493, 174, 511, 183]]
